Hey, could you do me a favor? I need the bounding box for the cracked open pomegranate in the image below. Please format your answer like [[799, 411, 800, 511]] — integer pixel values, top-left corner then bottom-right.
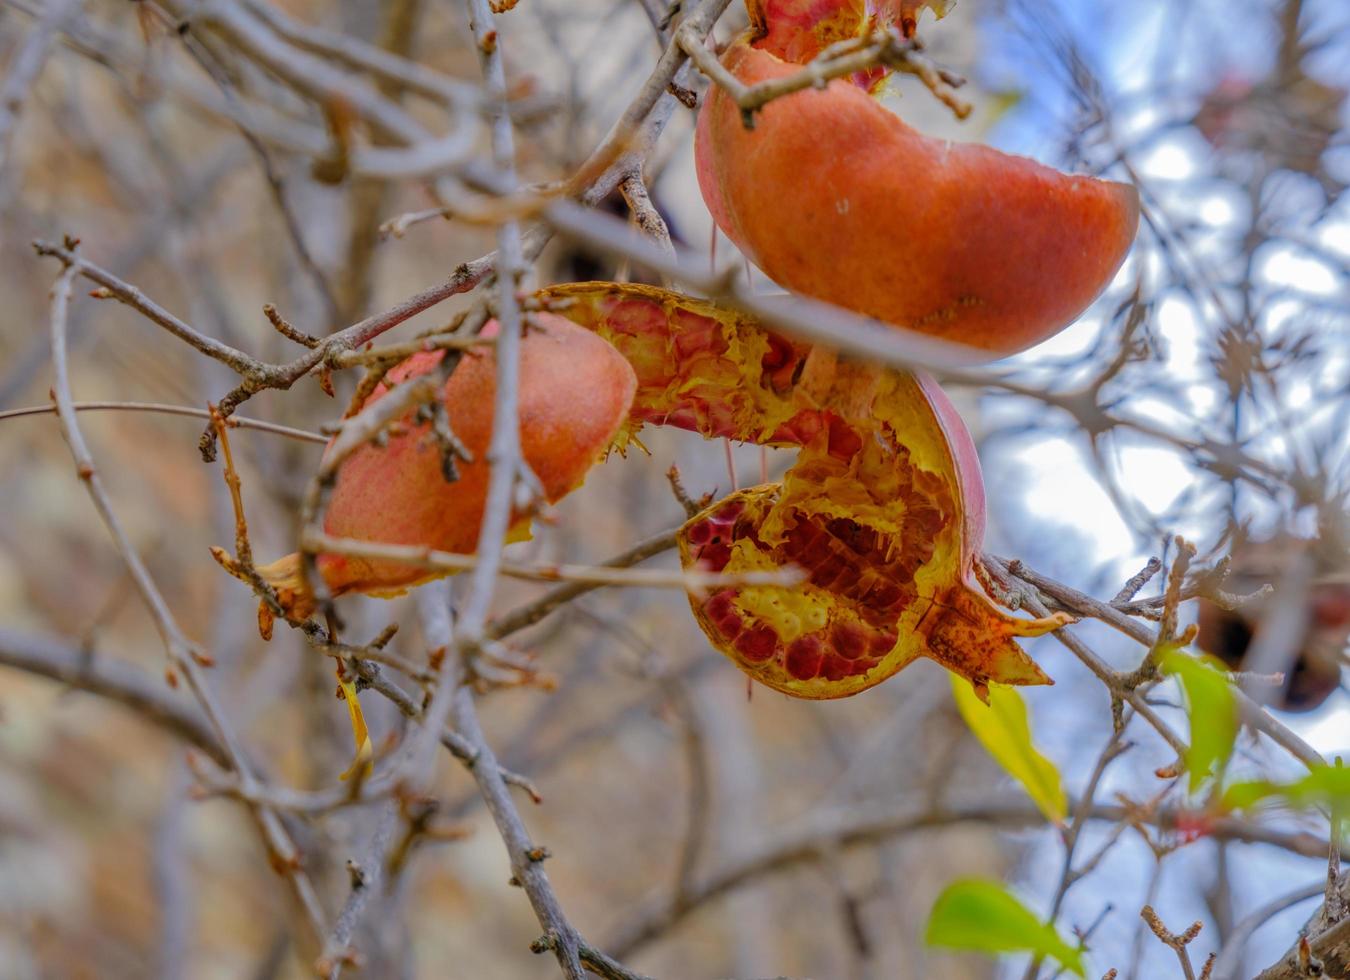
[[542, 282, 1069, 699]]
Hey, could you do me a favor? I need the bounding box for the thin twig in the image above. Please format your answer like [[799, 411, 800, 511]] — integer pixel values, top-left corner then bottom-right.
[[301, 529, 798, 591], [0, 400, 327, 443], [44, 250, 329, 951]]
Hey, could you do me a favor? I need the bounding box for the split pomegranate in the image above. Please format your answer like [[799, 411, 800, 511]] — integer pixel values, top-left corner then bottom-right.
[[750, 0, 951, 71], [693, 21, 1140, 358], [248, 313, 637, 621], [542, 282, 1069, 699]]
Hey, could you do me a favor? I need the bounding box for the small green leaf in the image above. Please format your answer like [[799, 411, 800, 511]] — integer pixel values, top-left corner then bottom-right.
[[1223, 759, 1350, 815], [952, 676, 1068, 824], [1221, 779, 1280, 811], [925, 878, 1085, 977], [1160, 649, 1238, 793]]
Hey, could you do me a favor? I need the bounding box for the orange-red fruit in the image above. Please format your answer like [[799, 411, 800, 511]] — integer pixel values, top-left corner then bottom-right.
[[695, 38, 1141, 358], [257, 314, 636, 617]]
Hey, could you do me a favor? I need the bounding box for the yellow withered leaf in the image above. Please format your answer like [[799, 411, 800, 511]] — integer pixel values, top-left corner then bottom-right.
[[952, 675, 1067, 824]]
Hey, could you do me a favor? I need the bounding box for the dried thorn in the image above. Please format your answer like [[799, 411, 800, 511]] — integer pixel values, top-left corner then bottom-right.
[[666, 464, 702, 517], [424, 822, 474, 842], [1111, 556, 1163, 605], [1141, 904, 1202, 950], [1297, 934, 1323, 975], [506, 771, 543, 805], [265, 846, 304, 876], [657, 1, 681, 31], [667, 81, 698, 108], [346, 859, 367, 890], [263, 304, 320, 349]]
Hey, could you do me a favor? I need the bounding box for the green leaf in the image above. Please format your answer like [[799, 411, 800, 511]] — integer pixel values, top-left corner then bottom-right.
[[952, 676, 1068, 824], [1223, 759, 1350, 815], [1221, 778, 1280, 811], [925, 878, 1085, 977], [1159, 649, 1238, 793]]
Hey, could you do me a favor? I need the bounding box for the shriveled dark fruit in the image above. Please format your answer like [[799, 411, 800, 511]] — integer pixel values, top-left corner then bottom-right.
[[540, 281, 1069, 699]]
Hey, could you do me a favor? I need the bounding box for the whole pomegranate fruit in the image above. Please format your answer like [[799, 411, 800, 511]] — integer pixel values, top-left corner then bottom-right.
[[248, 313, 637, 620], [694, 16, 1140, 358]]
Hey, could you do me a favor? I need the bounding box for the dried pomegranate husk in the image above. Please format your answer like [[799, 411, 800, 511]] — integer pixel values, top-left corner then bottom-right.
[[542, 282, 1068, 698]]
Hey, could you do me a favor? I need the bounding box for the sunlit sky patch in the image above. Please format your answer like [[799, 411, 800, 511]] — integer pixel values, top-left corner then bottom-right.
[[975, 0, 1350, 773], [1261, 248, 1343, 295]]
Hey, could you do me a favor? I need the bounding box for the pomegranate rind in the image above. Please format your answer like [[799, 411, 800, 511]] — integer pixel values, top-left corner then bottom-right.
[[694, 40, 1140, 359]]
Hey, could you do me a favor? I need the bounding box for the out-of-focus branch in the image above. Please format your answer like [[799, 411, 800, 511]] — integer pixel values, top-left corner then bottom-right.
[[0, 401, 327, 443], [1210, 880, 1322, 980], [237, 0, 481, 107], [0, 626, 226, 767], [44, 253, 329, 951], [393, 0, 535, 803], [484, 527, 681, 640], [997, 556, 1326, 771], [1255, 873, 1350, 980], [543, 197, 991, 374], [607, 797, 1339, 958], [566, 0, 734, 194], [188, 0, 433, 146], [0, 0, 85, 177]]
